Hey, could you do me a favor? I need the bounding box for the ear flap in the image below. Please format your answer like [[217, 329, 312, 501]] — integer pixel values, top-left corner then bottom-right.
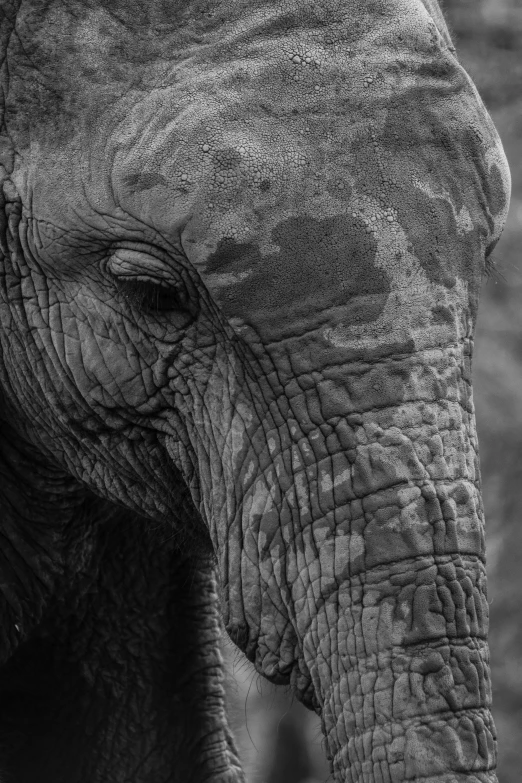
[[0, 178, 16, 441], [0, 0, 19, 172], [0, 0, 26, 429], [0, 2, 21, 417]]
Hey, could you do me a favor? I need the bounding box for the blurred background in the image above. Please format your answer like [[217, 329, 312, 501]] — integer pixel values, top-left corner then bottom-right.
[[223, 1, 522, 780]]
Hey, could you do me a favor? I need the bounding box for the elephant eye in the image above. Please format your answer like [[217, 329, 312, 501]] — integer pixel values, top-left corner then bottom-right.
[[106, 247, 197, 320], [117, 277, 191, 313]]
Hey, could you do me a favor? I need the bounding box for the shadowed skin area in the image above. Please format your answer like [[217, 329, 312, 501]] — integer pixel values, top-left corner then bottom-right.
[[0, 0, 511, 782]]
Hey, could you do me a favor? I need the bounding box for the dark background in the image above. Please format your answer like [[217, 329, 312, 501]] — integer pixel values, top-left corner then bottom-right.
[[224, 1, 522, 780]]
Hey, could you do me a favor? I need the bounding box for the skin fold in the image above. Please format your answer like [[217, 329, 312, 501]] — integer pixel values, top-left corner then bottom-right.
[[0, 0, 511, 781]]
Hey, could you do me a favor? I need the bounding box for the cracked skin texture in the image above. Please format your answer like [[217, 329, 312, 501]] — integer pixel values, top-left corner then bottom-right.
[[0, 0, 512, 782]]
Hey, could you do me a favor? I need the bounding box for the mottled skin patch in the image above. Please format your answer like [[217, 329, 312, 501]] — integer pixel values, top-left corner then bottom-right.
[[0, 0, 512, 782]]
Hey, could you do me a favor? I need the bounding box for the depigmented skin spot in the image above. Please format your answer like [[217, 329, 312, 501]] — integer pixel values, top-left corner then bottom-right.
[[358, 90, 491, 296]]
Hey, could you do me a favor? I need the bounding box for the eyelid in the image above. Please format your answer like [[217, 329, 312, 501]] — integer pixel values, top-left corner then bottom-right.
[[116, 276, 173, 292], [106, 248, 173, 281]]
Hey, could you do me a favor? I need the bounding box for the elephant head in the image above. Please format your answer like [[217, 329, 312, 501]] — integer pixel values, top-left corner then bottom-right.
[[0, 0, 511, 781]]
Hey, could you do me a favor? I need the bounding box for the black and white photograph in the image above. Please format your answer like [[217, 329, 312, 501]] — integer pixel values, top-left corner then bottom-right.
[[0, 0, 519, 781]]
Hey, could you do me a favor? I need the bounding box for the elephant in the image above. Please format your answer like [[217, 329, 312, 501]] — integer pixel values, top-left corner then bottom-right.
[[0, 0, 512, 780]]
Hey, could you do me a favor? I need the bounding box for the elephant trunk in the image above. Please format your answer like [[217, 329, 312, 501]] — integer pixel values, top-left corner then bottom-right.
[[301, 529, 495, 781], [293, 380, 496, 780], [220, 333, 498, 782]]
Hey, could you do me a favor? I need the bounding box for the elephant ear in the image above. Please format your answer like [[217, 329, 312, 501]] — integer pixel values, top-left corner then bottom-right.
[[419, 0, 456, 51], [0, 1, 18, 174], [0, 1, 19, 429]]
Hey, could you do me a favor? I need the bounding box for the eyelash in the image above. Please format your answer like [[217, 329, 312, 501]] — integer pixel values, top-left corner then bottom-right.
[[117, 278, 189, 313]]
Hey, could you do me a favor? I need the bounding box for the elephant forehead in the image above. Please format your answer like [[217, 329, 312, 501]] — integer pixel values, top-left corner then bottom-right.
[[11, 0, 509, 348], [100, 0, 507, 332]]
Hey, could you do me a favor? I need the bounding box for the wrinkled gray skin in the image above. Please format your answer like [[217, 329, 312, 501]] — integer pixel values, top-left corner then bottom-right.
[[0, 0, 512, 781]]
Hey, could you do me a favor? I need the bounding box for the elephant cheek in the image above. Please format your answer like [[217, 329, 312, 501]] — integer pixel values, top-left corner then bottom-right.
[[63, 314, 154, 410]]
